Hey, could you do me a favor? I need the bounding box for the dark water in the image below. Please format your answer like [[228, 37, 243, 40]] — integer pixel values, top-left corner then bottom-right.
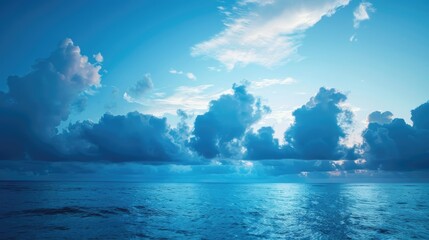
[[0, 182, 428, 239]]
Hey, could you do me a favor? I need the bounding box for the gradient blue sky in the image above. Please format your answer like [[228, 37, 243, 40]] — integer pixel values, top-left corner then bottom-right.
[[1, 0, 428, 181]]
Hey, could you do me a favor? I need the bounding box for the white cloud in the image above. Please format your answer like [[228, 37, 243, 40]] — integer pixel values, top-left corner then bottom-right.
[[250, 77, 296, 89], [169, 69, 183, 74], [353, 1, 375, 28], [186, 72, 197, 81], [208, 66, 222, 72], [238, 0, 275, 6], [349, 34, 357, 42], [93, 52, 103, 63], [126, 84, 234, 116], [192, 0, 350, 70], [169, 69, 197, 80]]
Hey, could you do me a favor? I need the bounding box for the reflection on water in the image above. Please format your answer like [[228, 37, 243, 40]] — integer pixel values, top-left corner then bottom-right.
[[0, 182, 428, 239]]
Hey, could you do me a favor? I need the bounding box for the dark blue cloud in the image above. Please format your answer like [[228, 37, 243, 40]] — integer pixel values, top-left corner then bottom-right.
[[411, 102, 429, 130], [57, 112, 185, 162], [362, 102, 429, 170], [244, 87, 356, 161], [368, 111, 393, 124], [126, 74, 154, 98], [244, 127, 295, 160], [285, 87, 355, 160], [190, 84, 269, 158], [0, 39, 101, 160]]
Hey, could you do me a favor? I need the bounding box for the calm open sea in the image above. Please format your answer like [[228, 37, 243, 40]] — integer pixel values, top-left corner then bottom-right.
[[0, 182, 428, 239]]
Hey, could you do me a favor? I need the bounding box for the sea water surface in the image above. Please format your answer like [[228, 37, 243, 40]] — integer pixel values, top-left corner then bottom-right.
[[0, 182, 428, 239]]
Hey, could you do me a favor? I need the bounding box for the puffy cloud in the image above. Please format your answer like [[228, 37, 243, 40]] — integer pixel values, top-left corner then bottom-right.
[[353, 1, 375, 28], [93, 52, 104, 63], [244, 87, 356, 161], [368, 111, 393, 124], [186, 72, 197, 81], [285, 87, 356, 160], [190, 84, 269, 158], [362, 102, 429, 170], [192, 0, 350, 69], [125, 74, 153, 99], [244, 127, 294, 160], [57, 112, 185, 162], [0, 38, 101, 160], [411, 102, 429, 130]]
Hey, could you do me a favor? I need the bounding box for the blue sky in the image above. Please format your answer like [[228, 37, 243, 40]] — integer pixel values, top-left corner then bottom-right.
[[0, 0, 429, 181]]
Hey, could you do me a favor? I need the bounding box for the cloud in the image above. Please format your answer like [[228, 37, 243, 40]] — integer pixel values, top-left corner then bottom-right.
[[190, 84, 269, 158], [244, 127, 292, 160], [250, 77, 296, 89], [353, 1, 375, 28], [285, 87, 356, 160], [56, 112, 187, 163], [186, 72, 197, 81], [208, 66, 222, 72], [169, 69, 197, 80], [191, 0, 350, 69], [125, 74, 153, 99], [93, 52, 103, 63], [244, 87, 357, 161], [362, 103, 429, 170], [368, 111, 393, 124], [238, 0, 275, 6], [169, 69, 183, 74], [136, 84, 235, 116], [411, 102, 429, 130], [0, 38, 101, 160]]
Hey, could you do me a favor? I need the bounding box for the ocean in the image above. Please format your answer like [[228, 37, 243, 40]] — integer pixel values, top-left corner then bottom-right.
[[0, 182, 428, 239]]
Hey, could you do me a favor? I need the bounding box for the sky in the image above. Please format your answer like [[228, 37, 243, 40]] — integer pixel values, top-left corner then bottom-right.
[[0, 0, 428, 182]]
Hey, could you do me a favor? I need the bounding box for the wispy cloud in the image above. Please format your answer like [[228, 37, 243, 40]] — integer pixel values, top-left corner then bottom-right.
[[192, 0, 350, 70], [250, 77, 296, 89], [349, 34, 357, 42], [169, 69, 197, 80], [353, 1, 375, 29], [125, 84, 234, 116]]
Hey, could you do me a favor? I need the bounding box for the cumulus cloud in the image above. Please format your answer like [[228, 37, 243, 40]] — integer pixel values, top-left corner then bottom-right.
[[353, 1, 375, 28], [244, 87, 357, 161], [56, 112, 186, 162], [93, 52, 103, 63], [411, 102, 429, 130], [125, 74, 153, 99], [186, 72, 197, 81], [192, 0, 350, 69], [0, 38, 102, 159], [368, 111, 393, 124], [362, 102, 429, 171], [285, 87, 356, 160], [244, 127, 292, 160], [190, 84, 269, 158]]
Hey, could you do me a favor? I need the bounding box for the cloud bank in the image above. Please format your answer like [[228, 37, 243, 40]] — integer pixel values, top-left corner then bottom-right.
[[1, 38, 428, 178]]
